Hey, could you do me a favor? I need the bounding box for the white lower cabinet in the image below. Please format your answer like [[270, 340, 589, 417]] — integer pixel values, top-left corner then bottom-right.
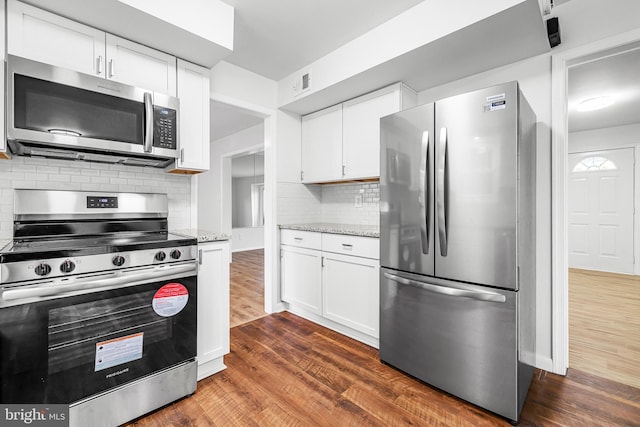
[[322, 252, 379, 338], [280, 229, 380, 347], [197, 240, 230, 380], [281, 245, 322, 315]]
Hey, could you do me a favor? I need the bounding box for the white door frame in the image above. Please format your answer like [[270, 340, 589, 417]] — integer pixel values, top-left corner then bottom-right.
[[551, 29, 640, 375], [205, 93, 283, 315]]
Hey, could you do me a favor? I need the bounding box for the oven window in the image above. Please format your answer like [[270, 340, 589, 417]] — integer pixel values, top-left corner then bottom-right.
[[48, 291, 172, 375], [13, 74, 144, 144]]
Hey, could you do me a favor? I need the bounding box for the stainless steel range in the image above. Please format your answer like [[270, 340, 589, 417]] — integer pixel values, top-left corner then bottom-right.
[[0, 190, 198, 427]]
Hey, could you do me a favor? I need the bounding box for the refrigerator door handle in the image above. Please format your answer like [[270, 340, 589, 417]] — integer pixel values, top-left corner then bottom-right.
[[383, 272, 506, 303], [419, 131, 430, 254], [437, 127, 448, 256]]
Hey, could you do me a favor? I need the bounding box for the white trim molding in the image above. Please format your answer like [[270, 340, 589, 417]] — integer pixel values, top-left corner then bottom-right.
[[550, 28, 640, 376]]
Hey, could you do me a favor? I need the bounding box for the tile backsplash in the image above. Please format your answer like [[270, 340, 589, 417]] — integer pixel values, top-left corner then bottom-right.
[[278, 181, 379, 227], [0, 157, 192, 239]]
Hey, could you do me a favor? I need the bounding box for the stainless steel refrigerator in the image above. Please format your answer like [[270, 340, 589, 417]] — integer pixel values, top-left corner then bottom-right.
[[379, 81, 536, 423]]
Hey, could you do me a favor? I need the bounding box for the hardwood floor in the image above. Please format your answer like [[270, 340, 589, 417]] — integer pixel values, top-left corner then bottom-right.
[[230, 249, 267, 328], [569, 268, 640, 389], [128, 312, 640, 426]]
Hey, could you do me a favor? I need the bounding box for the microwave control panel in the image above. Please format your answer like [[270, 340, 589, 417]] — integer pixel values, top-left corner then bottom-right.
[[153, 106, 177, 150]]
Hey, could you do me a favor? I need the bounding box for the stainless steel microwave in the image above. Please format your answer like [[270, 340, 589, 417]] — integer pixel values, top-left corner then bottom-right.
[[6, 55, 179, 168]]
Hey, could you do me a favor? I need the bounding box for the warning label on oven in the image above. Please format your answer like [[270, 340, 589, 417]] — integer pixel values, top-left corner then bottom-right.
[[152, 283, 189, 317], [95, 332, 143, 372]]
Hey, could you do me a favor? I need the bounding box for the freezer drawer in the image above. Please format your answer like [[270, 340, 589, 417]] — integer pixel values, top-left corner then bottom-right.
[[379, 268, 531, 421]]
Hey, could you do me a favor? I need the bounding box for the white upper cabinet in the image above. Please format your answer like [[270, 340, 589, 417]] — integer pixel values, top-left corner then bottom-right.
[[300, 83, 417, 183], [343, 84, 414, 180], [301, 103, 343, 183], [8, 0, 177, 96], [8, 0, 105, 77], [170, 59, 210, 173], [106, 34, 176, 95]]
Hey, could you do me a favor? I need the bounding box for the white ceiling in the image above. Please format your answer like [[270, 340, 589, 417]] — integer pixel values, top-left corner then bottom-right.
[[568, 44, 640, 133], [220, 0, 423, 81], [210, 100, 264, 141]]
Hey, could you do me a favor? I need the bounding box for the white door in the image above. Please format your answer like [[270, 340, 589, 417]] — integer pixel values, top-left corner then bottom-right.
[[568, 148, 634, 274]]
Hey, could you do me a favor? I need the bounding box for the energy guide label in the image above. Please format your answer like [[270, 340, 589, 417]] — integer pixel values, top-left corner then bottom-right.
[[95, 332, 143, 372], [152, 283, 189, 317]]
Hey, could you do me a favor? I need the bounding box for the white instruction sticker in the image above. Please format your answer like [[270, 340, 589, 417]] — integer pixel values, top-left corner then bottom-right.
[[486, 93, 505, 102], [95, 332, 143, 372], [152, 283, 189, 317]]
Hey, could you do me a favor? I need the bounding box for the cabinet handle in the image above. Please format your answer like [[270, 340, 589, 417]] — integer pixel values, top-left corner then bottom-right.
[[294, 237, 303, 241], [300, 171, 304, 182], [108, 59, 115, 78], [342, 165, 346, 176], [341, 244, 353, 250], [97, 56, 103, 75], [321, 256, 324, 267], [198, 249, 203, 265]]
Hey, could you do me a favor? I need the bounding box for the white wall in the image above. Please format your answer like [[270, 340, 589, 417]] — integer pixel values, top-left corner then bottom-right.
[[417, 53, 553, 369], [198, 124, 264, 234], [552, 0, 640, 54], [569, 124, 640, 153], [231, 226, 264, 252], [0, 157, 192, 239]]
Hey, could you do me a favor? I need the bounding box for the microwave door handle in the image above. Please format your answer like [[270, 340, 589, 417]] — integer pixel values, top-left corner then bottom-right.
[[144, 92, 153, 153]]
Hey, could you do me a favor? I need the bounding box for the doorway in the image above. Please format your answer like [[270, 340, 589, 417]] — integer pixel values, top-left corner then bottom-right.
[[565, 43, 640, 388], [202, 98, 272, 328]]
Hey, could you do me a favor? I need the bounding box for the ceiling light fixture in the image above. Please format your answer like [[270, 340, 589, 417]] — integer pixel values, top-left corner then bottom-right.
[[576, 96, 615, 112]]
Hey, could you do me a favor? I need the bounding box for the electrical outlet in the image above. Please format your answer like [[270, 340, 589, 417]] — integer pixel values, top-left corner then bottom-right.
[[355, 195, 363, 208]]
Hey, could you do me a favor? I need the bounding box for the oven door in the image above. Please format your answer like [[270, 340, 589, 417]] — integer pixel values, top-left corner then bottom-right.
[[0, 261, 197, 404]]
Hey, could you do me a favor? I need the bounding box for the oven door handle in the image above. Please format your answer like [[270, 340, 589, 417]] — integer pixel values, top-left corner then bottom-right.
[[2, 263, 196, 303]]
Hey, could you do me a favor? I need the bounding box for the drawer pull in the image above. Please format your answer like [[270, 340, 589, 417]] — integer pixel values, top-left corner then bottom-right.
[[342, 244, 353, 250], [294, 237, 303, 241]]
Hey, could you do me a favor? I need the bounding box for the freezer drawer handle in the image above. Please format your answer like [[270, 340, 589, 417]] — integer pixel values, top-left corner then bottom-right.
[[384, 272, 506, 303], [419, 130, 430, 254], [437, 127, 449, 256]]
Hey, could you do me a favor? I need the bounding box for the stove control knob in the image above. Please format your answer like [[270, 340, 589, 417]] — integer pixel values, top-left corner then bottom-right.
[[35, 263, 52, 276], [170, 249, 181, 260], [60, 259, 76, 273], [112, 255, 126, 267], [155, 251, 166, 261]]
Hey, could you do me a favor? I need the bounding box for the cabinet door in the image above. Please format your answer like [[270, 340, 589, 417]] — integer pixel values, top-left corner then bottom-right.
[[301, 104, 343, 183], [7, 0, 105, 77], [281, 245, 322, 315], [323, 252, 379, 337], [342, 85, 401, 180], [197, 242, 230, 366], [105, 34, 177, 95], [172, 59, 210, 172]]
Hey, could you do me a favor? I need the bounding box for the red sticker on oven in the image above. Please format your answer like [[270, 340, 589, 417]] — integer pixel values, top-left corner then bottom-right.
[[152, 283, 189, 317]]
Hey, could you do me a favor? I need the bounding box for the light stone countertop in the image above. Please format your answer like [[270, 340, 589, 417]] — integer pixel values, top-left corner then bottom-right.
[[171, 229, 231, 243], [279, 223, 379, 238]]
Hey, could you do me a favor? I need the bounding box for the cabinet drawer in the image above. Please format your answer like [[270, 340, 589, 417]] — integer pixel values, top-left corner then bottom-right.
[[322, 234, 379, 259], [281, 230, 321, 250]]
